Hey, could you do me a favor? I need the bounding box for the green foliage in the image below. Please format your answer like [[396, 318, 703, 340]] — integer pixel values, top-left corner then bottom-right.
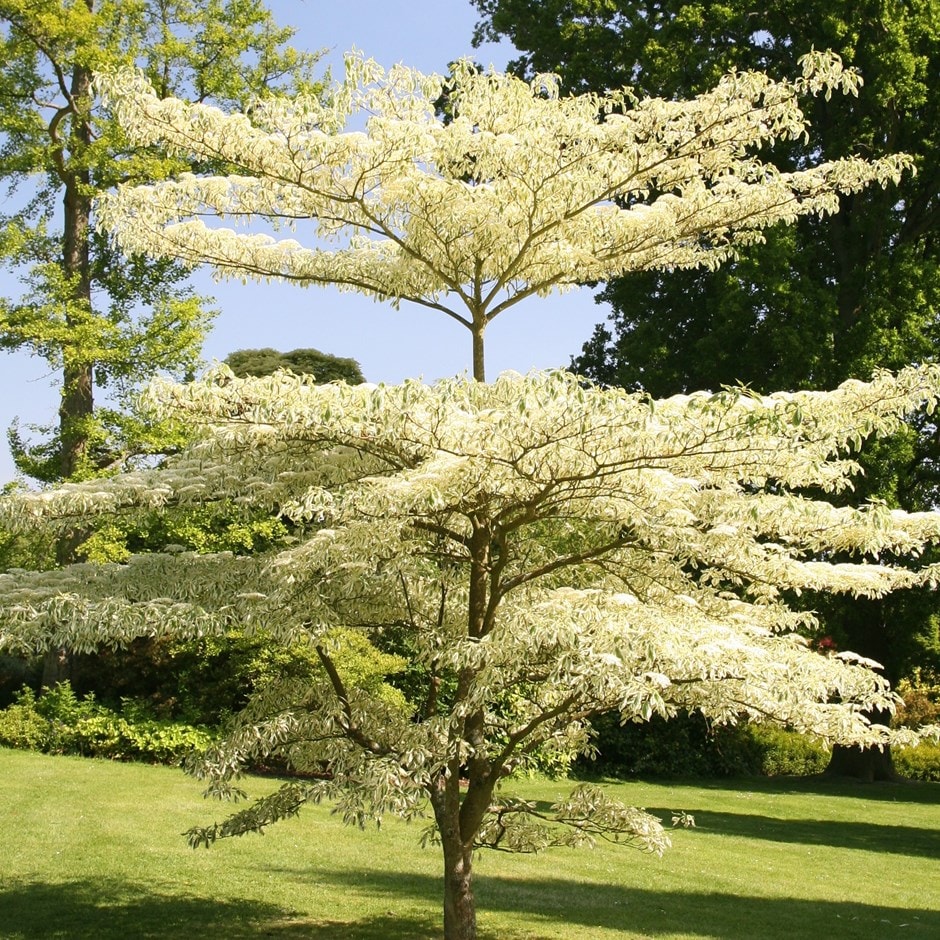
[[583, 711, 765, 778], [370, 626, 579, 777], [0, 688, 48, 749], [224, 347, 366, 384], [0, 683, 213, 763], [0, 485, 54, 565], [322, 627, 409, 713], [64, 626, 408, 730], [893, 743, 940, 782], [0, 1, 324, 481], [67, 631, 306, 726], [586, 713, 940, 781], [0, 502, 295, 715], [894, 668, 940, 729], [0, 524, 53, 571], [80, 505, 290, 564], [746, 726, 830, 777]]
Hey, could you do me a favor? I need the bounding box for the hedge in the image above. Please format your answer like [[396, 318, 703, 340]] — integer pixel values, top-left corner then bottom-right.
[[0, 683, 213, 764]]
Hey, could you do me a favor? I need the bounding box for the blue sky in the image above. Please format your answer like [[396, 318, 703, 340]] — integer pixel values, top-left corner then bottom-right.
[[0, 0, 606, 484]]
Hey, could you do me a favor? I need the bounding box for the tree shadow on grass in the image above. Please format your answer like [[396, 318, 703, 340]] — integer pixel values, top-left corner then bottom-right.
[[653, 774, 940, 805], [303, 867, 940, 939], [645, 806, 940, 859], [0, 879, 439, 940], [4, 870, 938, 940], [498, 783, 939, 859]]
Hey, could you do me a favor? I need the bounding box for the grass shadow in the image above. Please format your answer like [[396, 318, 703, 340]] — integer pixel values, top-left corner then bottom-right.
[[5, 867, 938, 940], [501, 777, 939, 859], [303, 867, 940, 939], [0, 878, 439, 940], [646, 806, 940, 859], [637, 774, 940, 805]]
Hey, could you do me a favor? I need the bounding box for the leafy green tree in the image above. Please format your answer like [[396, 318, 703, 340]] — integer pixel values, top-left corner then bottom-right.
[[473, 1, 940, 390], [474, 0, 940, 777], [0, 0, 321, 482], [225, 347, 365, 384]]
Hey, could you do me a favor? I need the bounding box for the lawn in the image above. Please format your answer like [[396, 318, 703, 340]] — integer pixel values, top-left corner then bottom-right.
[[1, 748, 938, 939]]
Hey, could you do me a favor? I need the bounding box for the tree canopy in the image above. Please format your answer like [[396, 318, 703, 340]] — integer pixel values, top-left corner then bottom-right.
[[2, 365, 940, 939], [93, 50, 909, 381]]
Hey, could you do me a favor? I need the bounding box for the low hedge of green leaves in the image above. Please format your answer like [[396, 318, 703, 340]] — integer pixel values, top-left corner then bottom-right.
[[893, 741, 940, 781], [582, 710, 940, 781], [3, 680, 938, 781], [746, 725, 830, 776], [0, 683, 213, 764], [583, 711, 762, 778]]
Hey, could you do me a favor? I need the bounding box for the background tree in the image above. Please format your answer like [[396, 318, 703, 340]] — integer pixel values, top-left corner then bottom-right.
[[474, 0, 940, 777], [224, 347, 365, 384], [2, 367, 940, 940], [0, 0, 322, 484]]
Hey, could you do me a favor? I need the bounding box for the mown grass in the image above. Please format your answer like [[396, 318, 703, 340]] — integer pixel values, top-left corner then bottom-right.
[[1, 748, 938, 939]]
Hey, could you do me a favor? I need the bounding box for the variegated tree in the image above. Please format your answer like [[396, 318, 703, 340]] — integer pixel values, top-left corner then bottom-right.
[[3, 53, 940, 940], [2, 367, 940, 940], [93, 51, 910, 381]]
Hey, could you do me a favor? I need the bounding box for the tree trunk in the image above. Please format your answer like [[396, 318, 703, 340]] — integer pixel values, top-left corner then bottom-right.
[[431, 774, 478, 940], [59, 357, 94, 480], [40, 649, 71, 689], [823, 598, 903, 781], [43, 54, 95, 687], [825, 705, 900, 781], [471, 319, 486, 383], [826, 741, 899, 782], [59, 58, 95, 481], [441, 831, 477, 940]]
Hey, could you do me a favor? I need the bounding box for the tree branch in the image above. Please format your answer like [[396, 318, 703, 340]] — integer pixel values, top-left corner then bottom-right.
[[315, 644, 387, 755]]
